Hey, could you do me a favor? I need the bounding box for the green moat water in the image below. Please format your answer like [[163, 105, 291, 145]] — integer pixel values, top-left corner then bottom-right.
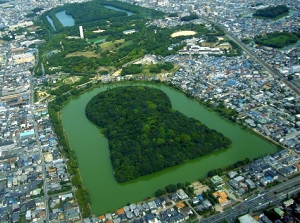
[[61, 83, 277, 215]]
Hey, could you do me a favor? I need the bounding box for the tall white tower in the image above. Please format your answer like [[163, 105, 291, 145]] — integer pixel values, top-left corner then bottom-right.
[[79, 26, 84, 39]]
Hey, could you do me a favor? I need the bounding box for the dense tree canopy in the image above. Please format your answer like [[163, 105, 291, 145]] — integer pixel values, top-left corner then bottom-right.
[[181, 14, 199, 21], [35, 0, 224, 76], [36, 21, 218, 75], [121, 64, 143, 76], [254, 31, 298, 48], [85, 86, 231, 182], [39, 0, 163, 33], [253, 5, 289, 19]]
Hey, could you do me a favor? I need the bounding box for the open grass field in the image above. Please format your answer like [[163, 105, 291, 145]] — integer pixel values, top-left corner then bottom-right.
[[202, 42, 217, 47], [65, 51, 100, 58], [63, 76, 80, 84], [100, 39, 125, 49]]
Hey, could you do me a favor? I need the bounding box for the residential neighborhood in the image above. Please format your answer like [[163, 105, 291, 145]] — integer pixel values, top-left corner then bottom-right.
[[0, 0, 300, 222]]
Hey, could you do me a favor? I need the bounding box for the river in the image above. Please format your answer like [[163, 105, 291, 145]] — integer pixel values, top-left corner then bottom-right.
[[61, 83, 277, 215]]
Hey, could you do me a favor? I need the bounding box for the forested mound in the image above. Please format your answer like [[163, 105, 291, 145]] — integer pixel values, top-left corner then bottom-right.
[[85, 86, 231, 182], [253, 5, 289, 19], [254, 31, 298, 48]]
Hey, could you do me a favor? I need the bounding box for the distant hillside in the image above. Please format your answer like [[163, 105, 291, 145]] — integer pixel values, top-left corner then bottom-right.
[[85, 86, 231, 182]]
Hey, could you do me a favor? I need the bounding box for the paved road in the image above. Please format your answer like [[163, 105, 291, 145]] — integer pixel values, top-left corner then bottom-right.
[[199, 176, 300, 223]]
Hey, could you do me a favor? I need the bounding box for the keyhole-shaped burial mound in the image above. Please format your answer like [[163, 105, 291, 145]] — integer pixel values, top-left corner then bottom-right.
[[85, 86, 231, 183]]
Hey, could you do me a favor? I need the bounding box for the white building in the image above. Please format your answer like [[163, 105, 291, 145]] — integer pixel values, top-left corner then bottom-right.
[[176, 189, 189, 200], [79, 26, 84, 39], [238, 214, 258, 223]]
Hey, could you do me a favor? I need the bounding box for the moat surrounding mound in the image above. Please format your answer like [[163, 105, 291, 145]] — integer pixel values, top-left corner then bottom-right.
[[85, 86, 231, 182]]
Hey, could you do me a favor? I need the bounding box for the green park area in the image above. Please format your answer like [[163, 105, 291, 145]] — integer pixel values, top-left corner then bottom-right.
[[32, 0, 227, 77], [254, 31, 299, 48]]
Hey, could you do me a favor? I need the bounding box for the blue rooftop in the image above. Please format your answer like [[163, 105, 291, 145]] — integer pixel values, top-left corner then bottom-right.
[[20, 129, 35, 138], [264, 176, 273, 181], [198, 195, 204, 201], [226, 79, 239, 86]]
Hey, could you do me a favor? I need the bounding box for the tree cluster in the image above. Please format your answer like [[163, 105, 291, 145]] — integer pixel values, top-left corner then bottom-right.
[[64, 1, 127, 24], [202, 190, 219, 206], [168, 13, 178, 17], [253, 5, 289, 19], [85, 86, 231, 182], [254, 31, 298, 48], [180, 14, 199, 21], [121, 64, 143, 76], [149, 62, 174, 74], [38, 22, 211, 75], [36, 1, 223, 76], [207, 158, 250, 177], [39, 0, 163, 33], [214, 102, 238, 122], [155, 182, 194, 198]]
